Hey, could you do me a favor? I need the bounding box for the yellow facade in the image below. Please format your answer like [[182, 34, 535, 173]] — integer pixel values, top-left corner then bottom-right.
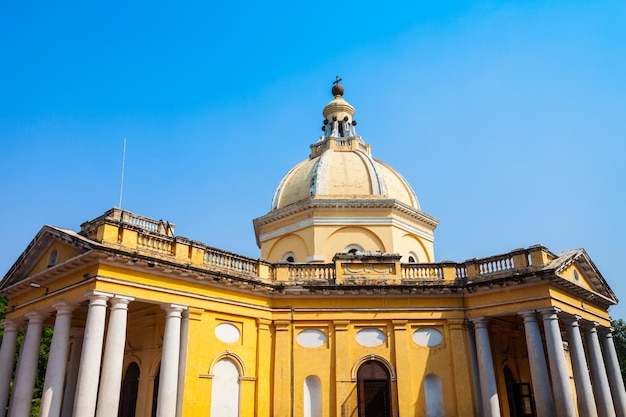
[[0, 83, 623, 417]]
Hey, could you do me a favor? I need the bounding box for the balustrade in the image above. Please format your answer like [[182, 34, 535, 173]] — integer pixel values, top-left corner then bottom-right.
[[137, 234, 174, 255], [477, 254, 515, 275], [287, 264, 335, 280], [401, 264, 443, 279], [204, 249, 258, 275]]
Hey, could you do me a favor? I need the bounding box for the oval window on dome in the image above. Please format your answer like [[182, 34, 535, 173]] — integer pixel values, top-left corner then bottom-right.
[[215, 323, 241, 344], [412, 328, 443, 347], [356, 328, 386, 347], [297, 329, 327, 348]]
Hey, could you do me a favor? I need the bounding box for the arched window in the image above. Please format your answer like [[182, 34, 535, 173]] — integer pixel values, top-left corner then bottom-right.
[[344, 244, 364, 255], [119, 362, 140, 417], [357, 360, 392, 417], [47, 249, 58, 267], [282, 252, 296, 263], [210, 358, 240, 417], [424, 374, 444, 417], [304, 375, 322, 417], [406, 252, 418, 263]]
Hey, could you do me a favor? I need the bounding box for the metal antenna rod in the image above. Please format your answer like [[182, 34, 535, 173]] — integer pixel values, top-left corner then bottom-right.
[[119, 138, 126, 209]]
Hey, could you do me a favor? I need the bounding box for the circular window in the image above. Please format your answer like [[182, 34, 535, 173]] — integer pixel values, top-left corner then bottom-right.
[[356, 328, 386, 347], [412, 328, 443, 347], [215, 323, 241, 343], [297, 329, 327, 348]]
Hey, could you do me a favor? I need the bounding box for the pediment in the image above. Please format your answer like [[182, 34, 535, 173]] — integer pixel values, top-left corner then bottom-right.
[[545, 249, 617, 304], [0, 225, 99, 291]]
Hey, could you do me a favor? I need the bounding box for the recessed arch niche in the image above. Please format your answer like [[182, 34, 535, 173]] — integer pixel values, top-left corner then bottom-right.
[[324, 226, 386, 257]]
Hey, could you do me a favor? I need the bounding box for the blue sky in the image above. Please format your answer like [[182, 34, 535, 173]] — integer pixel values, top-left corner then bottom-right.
[[1, 1, 624, 316]]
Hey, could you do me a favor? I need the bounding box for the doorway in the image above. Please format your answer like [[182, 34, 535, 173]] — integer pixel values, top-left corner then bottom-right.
[[357, 360, 392, 417]]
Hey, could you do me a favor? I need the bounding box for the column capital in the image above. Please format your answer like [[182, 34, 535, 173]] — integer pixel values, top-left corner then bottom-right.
[[25, 311, 48, 323], [392, 320, 408, 331], [52, 302, 77, 315], [538, 306, 562, 318], [518, 310, 539, 321], [256, 318, 272, 330], [598, 326, 614, 337], [469, 317, 490, 328], [1, 319, 19, 331], [333, 320, 350, 331], [84, 291, 113, 306], [582, 321, 600, 333], [273, 320, 291, 331], [560, 314, 582, 326], [109, 295, 134, 309]]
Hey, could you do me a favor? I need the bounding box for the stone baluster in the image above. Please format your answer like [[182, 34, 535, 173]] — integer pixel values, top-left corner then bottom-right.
[[0, 320, 19, 415], [73, 293, 111, 417], [156, 304, 186, 417], [96, 296, 134, 417], [585, 322, 617, 417], [519, 311, 555, 417], [540, 308, 576, 417], [9, 312, 47, 417], [471, 317, 501, 417], [599, 327, 626, 417], [39, 303, 75, 417], [562, 315, 598, 417]]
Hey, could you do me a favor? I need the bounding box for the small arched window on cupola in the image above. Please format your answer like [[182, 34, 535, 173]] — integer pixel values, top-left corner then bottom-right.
[[407, 252, 418, 263], [282, 252, 296, 263], [344, 244, 364, 255]]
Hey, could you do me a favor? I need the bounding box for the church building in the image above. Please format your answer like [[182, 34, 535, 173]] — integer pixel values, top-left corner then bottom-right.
[[1, 82, 624, 417]]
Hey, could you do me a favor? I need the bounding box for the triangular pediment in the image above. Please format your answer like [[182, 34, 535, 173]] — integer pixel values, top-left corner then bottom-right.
[[545, 249, 618, 304], [0, 225, 100, 291]]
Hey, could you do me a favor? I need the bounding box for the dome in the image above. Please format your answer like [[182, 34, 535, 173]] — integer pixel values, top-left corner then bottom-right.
[[271, 84, 420, 211]]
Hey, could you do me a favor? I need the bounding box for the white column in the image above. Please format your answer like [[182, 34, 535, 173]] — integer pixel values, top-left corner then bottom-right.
[[73, 293, 111, 417], [586, 323, 617, 417], [0, 320, 19, 415], [156, 305, 185, 417], [9, 312, 47, 417], [519, 311, 555, 417], [562, 316, 598, 417], [540, 308, 576, 417], [471, 317, 501, 417], [95, 296, 133, 417], [60, 329, 84, 417], [176, 309, 190, 417], [600, 327, 626, 417], [39, 303, 75, 417]]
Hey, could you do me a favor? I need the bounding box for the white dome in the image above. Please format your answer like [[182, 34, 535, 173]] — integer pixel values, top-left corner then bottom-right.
[[271, 144, 419, 210]]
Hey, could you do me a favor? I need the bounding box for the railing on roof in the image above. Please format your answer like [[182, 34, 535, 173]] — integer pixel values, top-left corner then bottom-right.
[[401, 264, 443, 279], [287, 264, 336, 280], [137, 234, 174, 255], [204, 249, 258, 275]]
